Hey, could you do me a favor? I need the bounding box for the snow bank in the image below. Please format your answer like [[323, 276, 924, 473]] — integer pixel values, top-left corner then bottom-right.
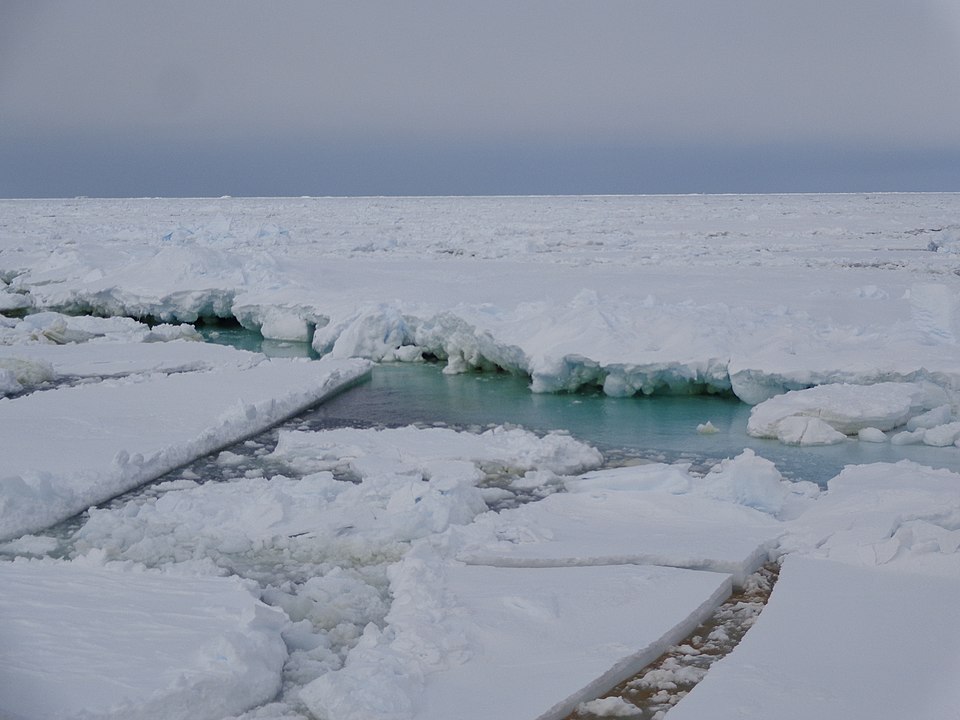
[[300, 543, 732, 720], [665, 556, 960, 720], [0, 559, 287, 720], [0, 355, 371, 540], [747, 381, 950, 442]]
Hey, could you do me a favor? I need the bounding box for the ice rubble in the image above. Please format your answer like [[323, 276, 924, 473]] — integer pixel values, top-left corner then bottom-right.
[[13, 424, 605, 720], [0, 559, 288, 720]]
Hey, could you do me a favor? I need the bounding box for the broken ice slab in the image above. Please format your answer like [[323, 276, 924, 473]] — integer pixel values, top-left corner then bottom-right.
[[0, 355, 370, 540], [0, 560, 288, 720], [301, 563, 732, 720], [457, 488, 783, 588], [664, 556, 960, 720]]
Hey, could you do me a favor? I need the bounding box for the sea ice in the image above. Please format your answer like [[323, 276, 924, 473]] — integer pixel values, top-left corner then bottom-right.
[[300, 543, 732, 720], [455, 454, 790, 588], [0, 355, 370, 540], [747, 381, 949, 440], [782, 461, 960, 577], [0, 559, 287, 720], [665, 556, 960, 720]]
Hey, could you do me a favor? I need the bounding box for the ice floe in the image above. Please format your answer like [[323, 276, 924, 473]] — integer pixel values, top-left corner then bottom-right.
[[300, 544, 732, 720], [747, 381, 953, 445], [0, 354, 370, 540], [0, 559, 287, 720], [664, 556, 960, 720], [4, 195, 960, 402]]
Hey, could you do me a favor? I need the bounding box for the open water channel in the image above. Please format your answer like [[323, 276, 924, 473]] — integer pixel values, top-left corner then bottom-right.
[[203, 327, 960, 486]]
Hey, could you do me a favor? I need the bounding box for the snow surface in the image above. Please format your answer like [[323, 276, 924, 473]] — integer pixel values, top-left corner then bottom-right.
[[455, 453, 789, 588], [2, 194, 960, 720], [301, 548, 732, 720], [664, 556, 960, 720], [3, 195, 960, 403], [0, 559, 288, 720], [0, 351, 370, 540]]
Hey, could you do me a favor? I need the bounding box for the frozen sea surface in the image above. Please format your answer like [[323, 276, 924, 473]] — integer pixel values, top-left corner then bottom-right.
[[1, 194, 959, 720]]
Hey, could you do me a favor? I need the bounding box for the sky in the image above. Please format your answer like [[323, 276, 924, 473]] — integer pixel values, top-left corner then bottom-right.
[[3, 1, 960, 197]]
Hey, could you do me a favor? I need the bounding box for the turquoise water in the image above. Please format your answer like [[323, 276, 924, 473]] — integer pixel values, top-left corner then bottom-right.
[[195, 327, 960, 485], [302, 363, 960, 485]]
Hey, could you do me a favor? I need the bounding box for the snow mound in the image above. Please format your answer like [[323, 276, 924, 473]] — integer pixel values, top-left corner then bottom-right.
[[747, 381, 949, 441], [0, 559, 287, 720]]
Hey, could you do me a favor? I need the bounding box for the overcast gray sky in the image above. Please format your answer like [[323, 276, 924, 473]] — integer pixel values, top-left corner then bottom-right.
[[3, 1, 960, 197]]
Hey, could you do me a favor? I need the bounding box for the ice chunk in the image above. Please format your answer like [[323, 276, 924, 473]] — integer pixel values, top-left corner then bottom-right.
[[891, 428, 925, 445], [666, 557, 960, 720], [747, 381, 948, 437], [0, 560, 287, 720], [698, 450, 794, 515], [857, 426, 888, 443], [906, 403, 953, 431], [922, 421, 960, 447]]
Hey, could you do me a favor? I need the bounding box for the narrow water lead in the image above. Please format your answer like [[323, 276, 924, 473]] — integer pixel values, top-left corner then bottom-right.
[[299, 362, 960, 485]]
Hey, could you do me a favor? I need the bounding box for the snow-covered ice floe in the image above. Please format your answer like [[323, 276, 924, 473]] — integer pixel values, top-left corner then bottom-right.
[[0, 352, 371, 540], [301, 545, 732, 720], [747, 381, 956, 446], [0, 559, 288, 720], [663, 556, 960, 720], [456, 452, 794, 588]]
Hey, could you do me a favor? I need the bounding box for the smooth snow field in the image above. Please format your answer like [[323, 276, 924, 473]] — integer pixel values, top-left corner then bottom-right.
[[1, 194, 960, 720]]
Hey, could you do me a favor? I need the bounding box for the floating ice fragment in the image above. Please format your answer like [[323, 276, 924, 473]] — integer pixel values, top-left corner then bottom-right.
[[906, 404, 953, 431], [890, 429, 925, 445], [697, 420, 719, 434], [922, 421, 960, 447], [857, 427, 888, 443]]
